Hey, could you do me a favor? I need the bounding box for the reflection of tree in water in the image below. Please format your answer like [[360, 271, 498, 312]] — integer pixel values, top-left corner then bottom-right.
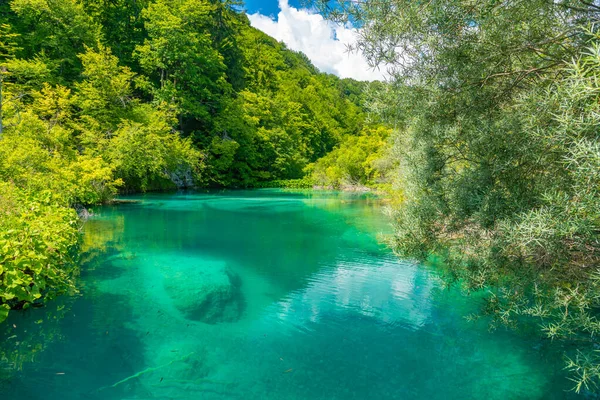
[[79, 215, 126, 263], [0, 293, 75, 386], [0, 215, 128, 394], [0, 252, 148, 399]]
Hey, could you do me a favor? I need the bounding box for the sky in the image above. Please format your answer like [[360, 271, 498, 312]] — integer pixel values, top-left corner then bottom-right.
[[242, 0, 387, 81]]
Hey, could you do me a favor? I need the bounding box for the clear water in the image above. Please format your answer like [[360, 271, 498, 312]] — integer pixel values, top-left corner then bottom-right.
[[0, 190, 577, 399]]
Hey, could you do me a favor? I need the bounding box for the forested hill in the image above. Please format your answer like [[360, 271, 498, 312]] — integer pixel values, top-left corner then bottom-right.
[[0, 0, 377, 322], [0, 0, 370, 191]]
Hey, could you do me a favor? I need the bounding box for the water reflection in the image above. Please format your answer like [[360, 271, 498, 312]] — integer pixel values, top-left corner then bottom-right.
[[272, 256, 434, 331], [0, 190, 577, 400]]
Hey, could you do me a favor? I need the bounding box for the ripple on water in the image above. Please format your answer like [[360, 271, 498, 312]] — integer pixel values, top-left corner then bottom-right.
[[0, 190, 577, 400]]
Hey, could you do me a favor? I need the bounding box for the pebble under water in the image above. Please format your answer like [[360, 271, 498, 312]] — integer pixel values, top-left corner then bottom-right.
[[0, 190, 579, 399]]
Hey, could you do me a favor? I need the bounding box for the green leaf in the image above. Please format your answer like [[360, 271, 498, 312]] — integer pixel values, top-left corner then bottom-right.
[[0, 304, 10, 324]]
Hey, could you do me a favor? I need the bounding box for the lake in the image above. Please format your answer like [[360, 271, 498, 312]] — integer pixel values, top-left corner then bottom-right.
[[0, 190, 576, 399]]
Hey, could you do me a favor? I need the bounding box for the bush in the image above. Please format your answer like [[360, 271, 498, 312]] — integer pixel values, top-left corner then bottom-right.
[[309, 125, 391, 188], [0, 183, 80, 323]]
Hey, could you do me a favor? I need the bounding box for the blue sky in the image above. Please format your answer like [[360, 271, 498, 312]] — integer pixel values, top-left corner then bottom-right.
[[241, 0, 386, 81], [243, 0, 303, 17]]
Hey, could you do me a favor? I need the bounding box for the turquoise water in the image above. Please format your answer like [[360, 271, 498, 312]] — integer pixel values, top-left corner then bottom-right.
[[0, 190, 577, 399]]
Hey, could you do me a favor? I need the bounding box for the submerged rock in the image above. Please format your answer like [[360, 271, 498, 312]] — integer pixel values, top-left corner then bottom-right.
[[163, 261, 244, 323]]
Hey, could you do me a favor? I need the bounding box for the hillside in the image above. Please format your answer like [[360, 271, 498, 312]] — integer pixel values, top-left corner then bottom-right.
[[0, 0, 377, 321]]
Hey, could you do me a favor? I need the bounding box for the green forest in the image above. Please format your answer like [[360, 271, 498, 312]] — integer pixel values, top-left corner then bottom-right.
[[0, 0, 388, 320], [2, 0, 600, 394]]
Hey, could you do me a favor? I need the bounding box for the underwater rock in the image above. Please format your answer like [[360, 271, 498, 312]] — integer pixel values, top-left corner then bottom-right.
[[163, 262, 244, 323]]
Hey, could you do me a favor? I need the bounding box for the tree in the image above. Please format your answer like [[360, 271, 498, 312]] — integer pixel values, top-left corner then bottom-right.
[[74, 45, 136, 127], [315, 0, 600, 391], [81, 0, 150, 65], [0, 23, 21, 138], [135, 0, 230, 127], [10, 0, 102, 79]]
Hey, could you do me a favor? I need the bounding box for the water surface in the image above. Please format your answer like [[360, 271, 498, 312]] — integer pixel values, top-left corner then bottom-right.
[[0, 190, 576, 399]]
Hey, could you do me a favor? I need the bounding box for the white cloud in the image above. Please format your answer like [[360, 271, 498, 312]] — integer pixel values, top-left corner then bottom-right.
[[248, 0, 387, 81]]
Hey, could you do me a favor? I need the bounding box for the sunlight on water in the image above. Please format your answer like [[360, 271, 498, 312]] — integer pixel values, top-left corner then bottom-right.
[[0, 190, 577, 399]]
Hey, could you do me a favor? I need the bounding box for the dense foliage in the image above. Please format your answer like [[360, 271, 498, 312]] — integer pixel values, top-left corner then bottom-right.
[[309, 125, 391, 189], [0, 0, 374, 322], [0, 184, 79, 322], [317, 0, 600, 392]]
